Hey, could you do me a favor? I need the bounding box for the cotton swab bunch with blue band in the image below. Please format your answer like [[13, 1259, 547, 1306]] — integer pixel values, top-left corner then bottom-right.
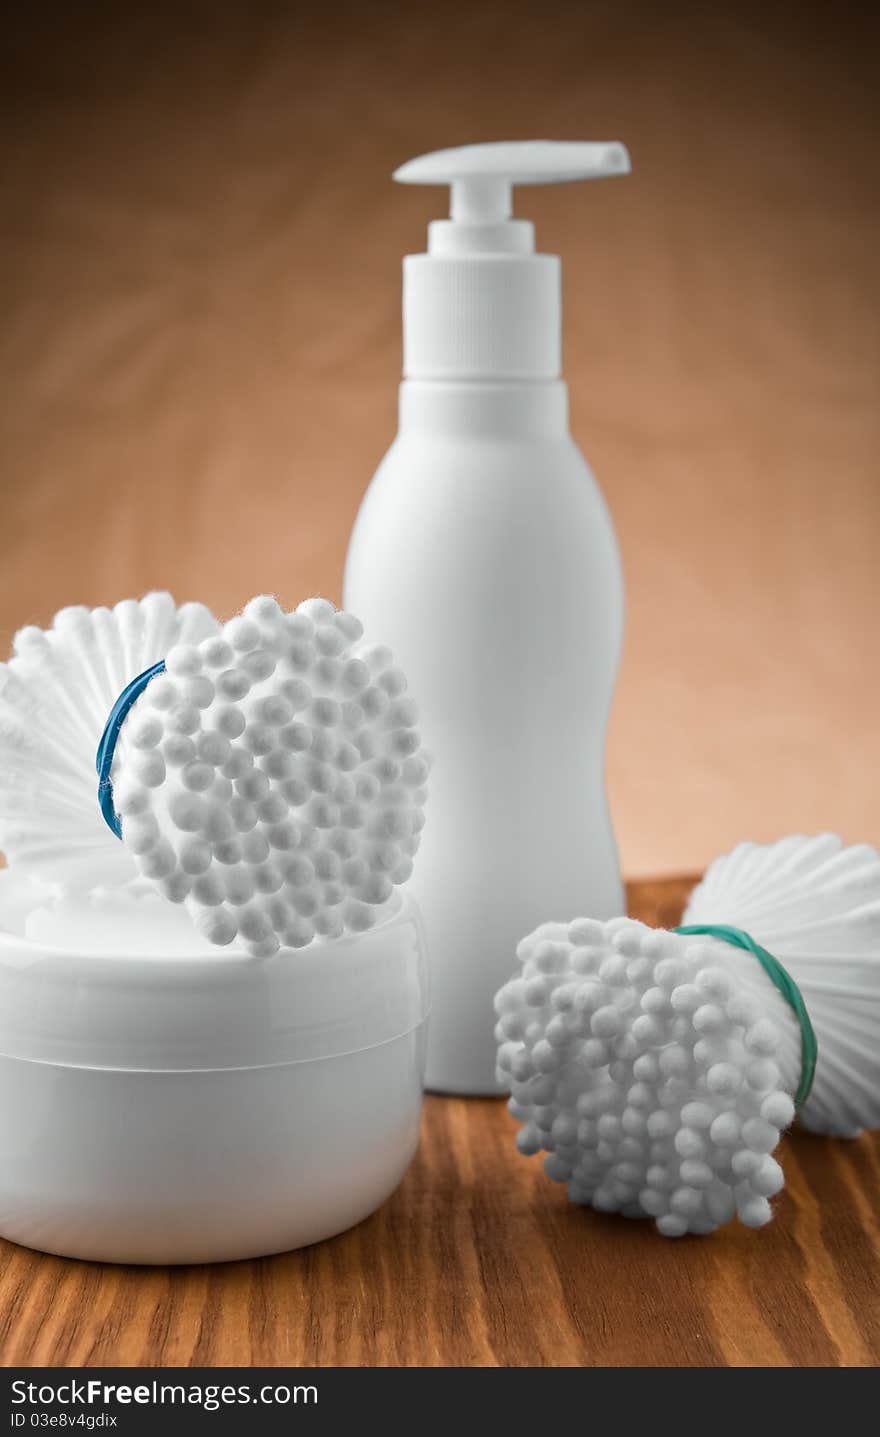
[[0, 594, 219, 882], [105, 594, 428, 955], [0, 593, 429, 957], [495, 833, 880, 1236]]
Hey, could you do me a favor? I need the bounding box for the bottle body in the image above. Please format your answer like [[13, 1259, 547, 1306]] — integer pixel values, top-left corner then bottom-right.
[[344, 380, 624, 1094]]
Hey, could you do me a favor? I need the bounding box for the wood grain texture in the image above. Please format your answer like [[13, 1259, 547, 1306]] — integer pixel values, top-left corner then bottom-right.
[[0, 875, 877, 1369]]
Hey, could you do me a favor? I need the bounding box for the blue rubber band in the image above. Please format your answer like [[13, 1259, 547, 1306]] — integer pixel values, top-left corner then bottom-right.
[[96, 659, 166, 839]]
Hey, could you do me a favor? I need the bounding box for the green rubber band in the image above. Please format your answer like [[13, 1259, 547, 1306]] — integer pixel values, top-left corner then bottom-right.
[[673, 922, 817, 1109]]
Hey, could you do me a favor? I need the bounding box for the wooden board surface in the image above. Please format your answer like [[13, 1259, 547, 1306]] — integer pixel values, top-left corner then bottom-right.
[[0, 875, 878, 1368]]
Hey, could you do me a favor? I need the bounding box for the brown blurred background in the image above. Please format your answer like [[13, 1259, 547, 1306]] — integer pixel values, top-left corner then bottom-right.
[[1, 0, 877, 876]]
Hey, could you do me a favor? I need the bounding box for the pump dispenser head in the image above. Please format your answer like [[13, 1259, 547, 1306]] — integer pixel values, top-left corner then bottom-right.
[[395, 140, 630, 255], [394, 140, 630, 379]]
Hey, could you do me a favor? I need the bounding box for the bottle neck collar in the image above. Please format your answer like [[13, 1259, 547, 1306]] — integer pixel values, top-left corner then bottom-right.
[[398, 380, 569, 438]]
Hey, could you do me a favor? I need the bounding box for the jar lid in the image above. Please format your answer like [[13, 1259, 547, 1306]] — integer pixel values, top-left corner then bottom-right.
[[0, 873, 429, 1071]]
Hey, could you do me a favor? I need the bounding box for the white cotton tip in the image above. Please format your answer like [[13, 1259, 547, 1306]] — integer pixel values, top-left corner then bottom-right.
[[112, 597, 429, 956], [495, 915, 799, 1238]]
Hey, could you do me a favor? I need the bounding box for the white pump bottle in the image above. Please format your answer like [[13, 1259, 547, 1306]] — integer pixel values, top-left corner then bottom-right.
[[344, 141, 629, 1094]]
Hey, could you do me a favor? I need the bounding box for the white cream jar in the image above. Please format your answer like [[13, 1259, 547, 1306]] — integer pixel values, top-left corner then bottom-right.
[[0, 874, 429, 1264]]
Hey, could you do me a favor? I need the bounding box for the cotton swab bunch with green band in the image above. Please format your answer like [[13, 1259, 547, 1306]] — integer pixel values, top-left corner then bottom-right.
[[495, 834, 880, 1236], [673, 923, 817, 1110]]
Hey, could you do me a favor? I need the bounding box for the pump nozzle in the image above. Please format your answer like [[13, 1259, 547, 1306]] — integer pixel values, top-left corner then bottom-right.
[[395, 140, 629, 254], [394, 139, 631, 378], [395, 140, 629, 209]]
